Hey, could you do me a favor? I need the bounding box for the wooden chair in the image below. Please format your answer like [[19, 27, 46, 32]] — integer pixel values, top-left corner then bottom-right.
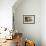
[[25, 40, 35, 46], [15, 33, 23, 46]]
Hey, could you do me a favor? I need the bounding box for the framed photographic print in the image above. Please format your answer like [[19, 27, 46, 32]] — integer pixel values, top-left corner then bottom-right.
[[23, 15, 35, 24]]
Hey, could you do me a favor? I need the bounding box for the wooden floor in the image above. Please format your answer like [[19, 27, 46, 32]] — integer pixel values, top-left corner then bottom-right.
[[0, 39, 16, 46]]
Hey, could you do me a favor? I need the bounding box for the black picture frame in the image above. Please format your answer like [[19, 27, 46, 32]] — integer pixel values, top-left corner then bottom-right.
[[23, 15, 35, 24]]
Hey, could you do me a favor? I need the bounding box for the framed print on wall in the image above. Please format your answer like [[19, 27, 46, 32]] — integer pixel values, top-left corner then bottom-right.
[[23, 15, 35, 24]]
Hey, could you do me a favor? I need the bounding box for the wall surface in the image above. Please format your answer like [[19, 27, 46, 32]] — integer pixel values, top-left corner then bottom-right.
[[13, 0, 41, 46], [41, 0, 46, 46]]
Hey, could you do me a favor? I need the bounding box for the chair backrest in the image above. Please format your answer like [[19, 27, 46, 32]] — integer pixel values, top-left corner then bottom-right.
[[25, 40, 35, 46], [15, 33, 23, 46]]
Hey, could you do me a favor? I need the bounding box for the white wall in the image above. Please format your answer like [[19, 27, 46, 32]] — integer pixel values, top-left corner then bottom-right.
[[13, 0, 41, 46], [0, 0, 16, 30], [41, 0, 46, 46], [13, 0, 46, 46]]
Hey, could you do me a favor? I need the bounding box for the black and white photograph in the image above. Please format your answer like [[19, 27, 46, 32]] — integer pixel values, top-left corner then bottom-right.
[[23, 15, 35, 24]]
